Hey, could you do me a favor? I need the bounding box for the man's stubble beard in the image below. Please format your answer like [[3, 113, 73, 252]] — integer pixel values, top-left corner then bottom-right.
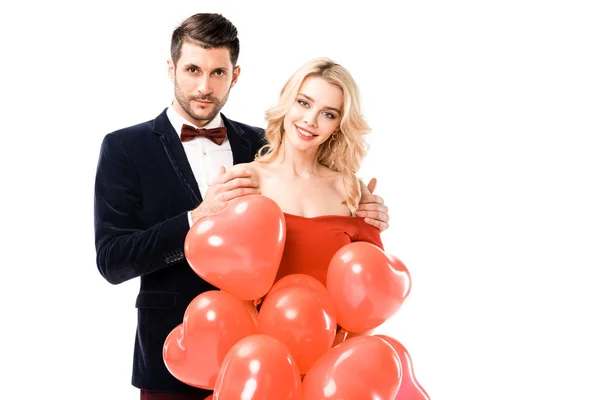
[[174, 78, 231, 125]]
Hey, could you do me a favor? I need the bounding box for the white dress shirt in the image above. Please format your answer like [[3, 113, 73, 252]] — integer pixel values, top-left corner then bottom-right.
[[166, 105, 234, 226]]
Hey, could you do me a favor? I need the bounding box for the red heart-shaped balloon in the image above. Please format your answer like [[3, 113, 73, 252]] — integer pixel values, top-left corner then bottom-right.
[[163, 290, 258, 389], [214, 334, 302, 400], [258, 286, 337, 374], [302, 335, 401, 400], [185, 195, 286, 300], [326, 242, 411, 332], [375, 335, 431, 400]]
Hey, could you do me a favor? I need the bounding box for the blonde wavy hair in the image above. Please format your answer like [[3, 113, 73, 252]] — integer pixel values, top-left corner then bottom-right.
[[255, 57, 371, 214]]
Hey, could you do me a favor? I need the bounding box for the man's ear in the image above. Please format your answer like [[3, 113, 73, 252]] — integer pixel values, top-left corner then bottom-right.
[[167, 59, 175, 83], [230, 65, 241, 88]]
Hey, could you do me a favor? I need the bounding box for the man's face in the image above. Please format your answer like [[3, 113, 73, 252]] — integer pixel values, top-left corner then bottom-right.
[[168, 42, 240, 127]]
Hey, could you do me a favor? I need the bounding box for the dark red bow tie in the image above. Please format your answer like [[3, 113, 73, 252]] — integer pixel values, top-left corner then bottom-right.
[[180, 124, 227, 145]]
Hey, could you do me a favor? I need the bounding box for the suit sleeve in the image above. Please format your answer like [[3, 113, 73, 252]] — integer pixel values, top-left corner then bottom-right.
[[94, 133, 190, 285], [354, 217, 384, 250]]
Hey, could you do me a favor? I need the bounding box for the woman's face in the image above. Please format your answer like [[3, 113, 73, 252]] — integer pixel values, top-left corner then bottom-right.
[[283, 76, 343, 153]]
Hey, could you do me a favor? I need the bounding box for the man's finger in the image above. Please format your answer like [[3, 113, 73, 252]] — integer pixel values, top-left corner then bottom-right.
[[364, 217, 389, 232], [359, 194, 384, 205], [359, 180, 371, 196], [216, 168, 253, 185], [211, 166, 229, 185], [221, 187, 261, 201], [356, 203, 388, 213], [357, 210, 389, 223], [224, 177, 259, 191], [367, 177, 377, 193]]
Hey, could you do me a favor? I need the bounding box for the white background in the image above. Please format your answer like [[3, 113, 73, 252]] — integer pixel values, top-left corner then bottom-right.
[[1, 1, 599, 399]]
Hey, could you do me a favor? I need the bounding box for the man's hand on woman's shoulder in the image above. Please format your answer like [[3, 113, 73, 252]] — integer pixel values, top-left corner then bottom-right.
[[190, 164, 261, 224], [357, 178, 390, 232]]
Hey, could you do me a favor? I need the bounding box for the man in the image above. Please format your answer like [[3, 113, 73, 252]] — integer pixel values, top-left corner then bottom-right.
[[94, 13, 390, 399]]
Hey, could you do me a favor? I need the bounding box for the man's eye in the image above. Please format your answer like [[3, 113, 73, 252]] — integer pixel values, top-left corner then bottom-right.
[[187, 67, 197, 73]]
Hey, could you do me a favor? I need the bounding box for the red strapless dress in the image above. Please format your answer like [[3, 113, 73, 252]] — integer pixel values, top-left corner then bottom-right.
[[275, 213, 384, 287]]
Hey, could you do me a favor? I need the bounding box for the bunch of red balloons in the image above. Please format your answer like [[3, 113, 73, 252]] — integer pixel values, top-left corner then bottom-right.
[[163, 195, 430, 399]]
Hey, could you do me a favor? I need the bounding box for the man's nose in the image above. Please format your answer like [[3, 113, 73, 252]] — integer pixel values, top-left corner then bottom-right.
[[196, 75, 213, 95]]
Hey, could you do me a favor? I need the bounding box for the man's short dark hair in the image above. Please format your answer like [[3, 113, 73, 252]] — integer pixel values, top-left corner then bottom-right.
[[171, 13, 240, 66]]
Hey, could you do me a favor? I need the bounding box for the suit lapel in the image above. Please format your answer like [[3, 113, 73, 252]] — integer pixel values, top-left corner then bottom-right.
[[152, 109, 202, 205], [151, 111, 255, 207], [223, 114, 253, 164]]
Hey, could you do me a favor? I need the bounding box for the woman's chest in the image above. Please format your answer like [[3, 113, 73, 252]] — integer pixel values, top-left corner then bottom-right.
[[259, 176, 349, 217]]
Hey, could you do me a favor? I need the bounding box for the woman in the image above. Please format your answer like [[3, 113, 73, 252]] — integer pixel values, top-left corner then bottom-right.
[[231, 57, 383, 288]]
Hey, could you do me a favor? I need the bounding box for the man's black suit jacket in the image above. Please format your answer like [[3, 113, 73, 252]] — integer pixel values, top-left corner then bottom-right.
[[94, 108, 265, 393]]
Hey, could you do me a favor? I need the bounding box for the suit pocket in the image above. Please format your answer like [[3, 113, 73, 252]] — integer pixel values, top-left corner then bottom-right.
[[135, 292, 177, 309]]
